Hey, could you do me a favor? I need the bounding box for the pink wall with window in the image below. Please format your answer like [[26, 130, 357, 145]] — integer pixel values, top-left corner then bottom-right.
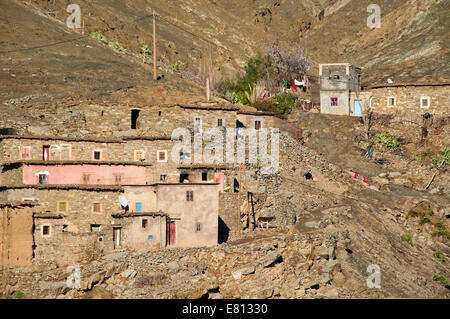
[[23, 164, 146, 185]]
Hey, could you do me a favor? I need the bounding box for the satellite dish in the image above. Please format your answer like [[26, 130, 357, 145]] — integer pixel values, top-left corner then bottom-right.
[[387, 78, 393, 84], [119, 196, 128, 208]]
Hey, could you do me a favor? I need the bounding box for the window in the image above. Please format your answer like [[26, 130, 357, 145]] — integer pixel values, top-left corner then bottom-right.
[[114, 174, 122, 185], [62, 225, 68, 232], [180, 152, 191, 161], [38, 174, 47, 185], [61, 144, 72, 160], [202, 172, 208, 181], [217, 118, 224, 127], [92, 202, 101, 213], [331, 97, 338, 106], [420, 96, 430, 109], [254, 120, 262, 130], [90, 224, 101, 232], [93, 150, 102, 160], [186, 191, 194, 201], [160, 174, 167, 182], [135, 202, 143, 212], [180, 173, 190, 183], [196, 223, 201, 232], [157, 150, 167, 162], [43, 145, 50, 161], [57, 201, 68, 212], [134, 150, 145, 161], [142, 219, 148, 229], [82, 173, 90, 184], [19, 146, 32, 160], [388, 97, 396, 107], [41, 224, 51, 237], [131, 109, 140, 129]]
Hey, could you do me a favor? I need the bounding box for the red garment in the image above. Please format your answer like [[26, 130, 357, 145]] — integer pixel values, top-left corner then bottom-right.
[[292, 84, 297, 91], [362, 179, 369, 184], [354, 173, 359, 178]]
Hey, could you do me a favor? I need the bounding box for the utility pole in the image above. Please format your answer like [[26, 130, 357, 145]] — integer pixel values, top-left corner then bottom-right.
[[153, 11, 157, 81], [206, 78, 211, 102]]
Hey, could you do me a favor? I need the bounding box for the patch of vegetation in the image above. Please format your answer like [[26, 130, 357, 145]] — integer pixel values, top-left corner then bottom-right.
[[244, 84, 258, 106], [171, 60, 186, 71], [412, 149, 435, 162], [432, 274, 448, 286], [329, 218, 336, 224], [431, 221, 450, 239], [108, 41, 126, 52], [401, 233, 412, 245], [434, 251, 445, 262], [16, 291, 24, 298], [432, 146, 450, 166], [140, 44, 151, 56], [90, 31, 108, 43], [375, 133, 400, 150], [204, 27, 214, 34], [419, 216, 431, 225]]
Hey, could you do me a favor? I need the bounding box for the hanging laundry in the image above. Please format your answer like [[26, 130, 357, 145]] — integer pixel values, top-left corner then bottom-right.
[[292, 84, 297, 91], [362, 179, 369, 185], [353, 173, 359, 178], [295, 79, 305, 87]]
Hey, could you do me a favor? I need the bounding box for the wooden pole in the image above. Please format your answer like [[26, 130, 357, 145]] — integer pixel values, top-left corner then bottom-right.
[[238, 164, 242, 234], [206, 78, 211, 102], [153, 12, 157, 81]]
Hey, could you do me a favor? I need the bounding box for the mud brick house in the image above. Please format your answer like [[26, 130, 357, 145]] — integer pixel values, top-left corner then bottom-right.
[[319, 63, 364, 116], [366, 82, 450, 118], [0, 201, 36, 268]]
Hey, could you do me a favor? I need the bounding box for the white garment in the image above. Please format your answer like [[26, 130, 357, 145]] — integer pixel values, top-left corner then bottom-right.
[[295, 79, 305, 86]]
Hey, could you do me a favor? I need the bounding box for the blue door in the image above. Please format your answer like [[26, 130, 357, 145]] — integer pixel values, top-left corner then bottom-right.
[[354, 100, 362, 117]]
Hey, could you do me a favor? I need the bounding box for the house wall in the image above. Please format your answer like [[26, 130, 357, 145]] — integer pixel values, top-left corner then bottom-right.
[[0, 204, 34, 268], [123, 186, 158, 213], [236, 114, 274, 130], [1, 188, 122, 266], [368, 85, 449, 117], [320, 90, 350, 115], [21, 164, 147, 185], [119, 215, 166, 251], [156, 184, 219, 248]]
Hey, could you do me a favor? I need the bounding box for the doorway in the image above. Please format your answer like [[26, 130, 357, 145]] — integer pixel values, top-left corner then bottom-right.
[[166, 221, 175, 246], [43, 145, 50, 161], [354, 100, 362, 117], [113, 227, 122, 249]]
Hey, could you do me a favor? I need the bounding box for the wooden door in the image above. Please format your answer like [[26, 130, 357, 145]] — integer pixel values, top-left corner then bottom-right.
[[166, 221, 175, 246], [113, 228, 121, 248], [43, 145, 50, 161]]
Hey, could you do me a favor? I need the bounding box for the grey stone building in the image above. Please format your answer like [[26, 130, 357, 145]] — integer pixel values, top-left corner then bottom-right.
[[319, 63, 364, 116]]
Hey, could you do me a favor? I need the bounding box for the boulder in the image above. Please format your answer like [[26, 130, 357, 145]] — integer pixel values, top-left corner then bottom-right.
[[255, 251, 282, 268], [232, 265, 256, 280]]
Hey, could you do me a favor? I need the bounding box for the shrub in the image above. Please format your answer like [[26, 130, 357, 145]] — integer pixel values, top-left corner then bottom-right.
[[431, 221, 450, 239], [432, 146, 450, 166], [140, 44, 151, 56], [108, 41, 126, 52], [434, 251, 445, 262], [419, 217, 431, 225], [401, 234, 412, 245], [91, 31, 108, 43], [16, 291, 24, 298], [432, 274, 448, 286], [375, 133, 400, 150]]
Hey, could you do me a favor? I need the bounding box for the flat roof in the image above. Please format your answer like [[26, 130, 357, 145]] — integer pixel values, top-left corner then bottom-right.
[[112, 211, 168, 218], [0, 184, 124, 191], [178, 104, 240, 111], [0, 135, 178, 143], [123, 182, 219, 187], [366, 82, 450, 89], [3, 160, 152, 167], [0, 201, 38, 207], [237, 111, 275, 116]]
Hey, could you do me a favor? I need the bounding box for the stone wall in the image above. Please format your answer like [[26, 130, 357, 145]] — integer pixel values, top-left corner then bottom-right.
[[320, 90, 350, 115], [368, 84, 449, 119], [0, 203, 35, 269], [218, 192, 239, 242]]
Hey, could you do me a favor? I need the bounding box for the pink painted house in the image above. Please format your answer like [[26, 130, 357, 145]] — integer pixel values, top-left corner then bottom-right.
[[22, 164, 147, 185]]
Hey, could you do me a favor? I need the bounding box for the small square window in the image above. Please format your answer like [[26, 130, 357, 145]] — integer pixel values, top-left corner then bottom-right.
[[134, 150, 145, 161], [254, 120, 262, 130], [160, 174, 167, 182], [388, 97, 396, 107], [186, 191, 194, 201], [114, 174, 123, 185], [202, 172, 208, 181], [420, 96, 430, 109], [135, 202, 143, 212], [92, 202, 101, 213], [42, 225, 51, 237], [82, 173, 90, 184], [19, 146, 32, 160], [90, 224, 101, 232], [93, 151, 102, 160], [62, 225, 68, 232], [157, 150, 167, 162], [217, 118, 224, 127], [142, 219, 148, 229], [331, 97, 338, 106], [38, 174, 47, 185], [196, 223, 201, 232], [58, 201, 68, 212]]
